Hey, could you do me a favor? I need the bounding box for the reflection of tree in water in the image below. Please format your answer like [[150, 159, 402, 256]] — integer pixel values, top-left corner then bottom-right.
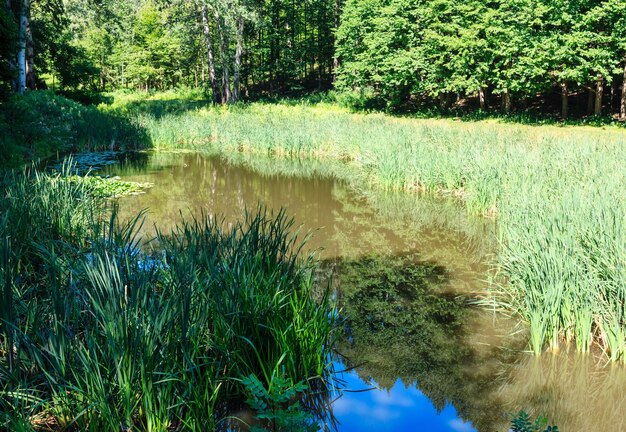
[[328, 184, 496, 293], [105, 153, 625, 432], [329, 254, 509, 432], [112, 152, 515, 430]]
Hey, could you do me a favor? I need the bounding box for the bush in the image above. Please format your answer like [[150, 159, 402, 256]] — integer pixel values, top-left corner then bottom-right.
[[335, 87, 385, 112], [0, 91, 149, 166]]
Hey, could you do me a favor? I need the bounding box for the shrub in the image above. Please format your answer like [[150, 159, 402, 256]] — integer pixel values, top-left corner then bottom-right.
[[0, 91, 149, 166]]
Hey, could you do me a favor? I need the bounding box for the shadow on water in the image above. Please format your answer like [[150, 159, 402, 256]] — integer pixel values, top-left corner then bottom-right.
[[97, 151, 626, 432]]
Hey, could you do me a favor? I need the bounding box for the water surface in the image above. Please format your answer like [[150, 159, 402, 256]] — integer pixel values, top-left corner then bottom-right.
[[106, 152, 626, 432]]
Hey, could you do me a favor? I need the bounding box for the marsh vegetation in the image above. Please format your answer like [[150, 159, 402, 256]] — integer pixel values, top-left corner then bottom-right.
[[105, 152, 619, 431], [1, 85, 625, 429], [0, 165, 336, 430], [3, 0, 626, 428], [107, 92, 626, 362]]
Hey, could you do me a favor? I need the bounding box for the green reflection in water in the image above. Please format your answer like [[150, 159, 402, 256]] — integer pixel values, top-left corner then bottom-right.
[[104, 151, 626, 432], [328, 253, 512, 432]]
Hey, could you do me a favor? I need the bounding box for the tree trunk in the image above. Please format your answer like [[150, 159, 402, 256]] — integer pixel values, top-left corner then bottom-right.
[[332, 0, 341, 81], [478, 87, 487, 109], [611, 77, 616, 113], [560, 82, 568, 119], [232, 16, 244, 102], [25, 0, 35, 90], [5, 0, 16, 91], [595, 76, 603, 116], [502, 88, 511, 113], [621, 60, 626, 120], [17, 0, 27, 94], [438, 92, 450, 110], [215, 12, 231, 103], [202, 5, 220, 104]]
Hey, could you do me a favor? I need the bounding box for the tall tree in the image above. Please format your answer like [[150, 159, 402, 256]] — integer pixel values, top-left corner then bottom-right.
[[201, 3, 220, 103], [16, 0, 26, 93], [233, 14, 244, 101]]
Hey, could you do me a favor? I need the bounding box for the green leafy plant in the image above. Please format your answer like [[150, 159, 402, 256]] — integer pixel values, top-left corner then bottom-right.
[[0, 165, 336, 430], [510, 411, 559, 432], [242, 373, 319, 432]]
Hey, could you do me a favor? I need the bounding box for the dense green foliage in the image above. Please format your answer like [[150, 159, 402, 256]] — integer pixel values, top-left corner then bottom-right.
[[242, 374, 320, 431], [3, 0, 626, 118], [0, 166, 335, 430], [0, 0, 337, 100], [509, 411, 559, 432], [336, 0, 626, 116], [0, 4, 17, 97], [0, 91, 147, 166]]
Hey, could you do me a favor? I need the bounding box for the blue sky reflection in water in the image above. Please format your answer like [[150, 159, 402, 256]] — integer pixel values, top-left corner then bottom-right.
[[107, 152, 626, 432], [331, 362, 475, 432]]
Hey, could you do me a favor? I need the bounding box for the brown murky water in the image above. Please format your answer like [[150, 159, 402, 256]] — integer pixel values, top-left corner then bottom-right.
[[106, 152, 626, 432]]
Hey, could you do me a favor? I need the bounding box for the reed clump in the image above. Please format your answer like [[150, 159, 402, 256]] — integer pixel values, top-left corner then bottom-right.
[[107, 91, 626, 361], [0, 166, 335, 430]]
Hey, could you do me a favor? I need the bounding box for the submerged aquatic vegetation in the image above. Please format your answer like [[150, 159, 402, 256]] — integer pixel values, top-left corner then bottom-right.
[[107, 93, 626, 361], [0, 167, 336, 430], [61, 174, 153, 198]]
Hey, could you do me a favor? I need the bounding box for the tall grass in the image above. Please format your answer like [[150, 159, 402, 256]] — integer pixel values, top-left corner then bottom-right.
[[106, 91, 626, 361], [0, 166, 336, 430]]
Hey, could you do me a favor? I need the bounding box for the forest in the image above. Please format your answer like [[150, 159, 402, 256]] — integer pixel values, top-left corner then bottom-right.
[[1, 0, 626, 116]]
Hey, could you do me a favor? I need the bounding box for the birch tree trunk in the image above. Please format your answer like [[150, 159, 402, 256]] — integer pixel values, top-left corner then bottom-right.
[[332, 0, 341, 81], [215, 11, 231, 104], [595, 76, 603, 116], [560, 82, 568, 119], [25, 0, 35, 90], [232, 16, 244, 102], [620, 60, 626, 120], [202, 4, 220, 104], [17, 0, 27, 94]]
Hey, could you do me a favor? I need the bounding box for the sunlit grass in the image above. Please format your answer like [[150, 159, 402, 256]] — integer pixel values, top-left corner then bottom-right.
[[106, 92, 626, 361]]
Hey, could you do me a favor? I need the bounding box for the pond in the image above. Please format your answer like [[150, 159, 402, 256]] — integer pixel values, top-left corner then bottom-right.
[[104, 151, 626, 432]]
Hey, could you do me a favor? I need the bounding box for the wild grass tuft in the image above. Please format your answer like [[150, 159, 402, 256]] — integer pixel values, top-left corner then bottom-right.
[[0, 166, 336, 430]]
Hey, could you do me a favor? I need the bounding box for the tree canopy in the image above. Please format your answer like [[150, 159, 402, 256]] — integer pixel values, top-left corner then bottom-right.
[[336, 0, 626, 117], [2, 0, 626, 118]]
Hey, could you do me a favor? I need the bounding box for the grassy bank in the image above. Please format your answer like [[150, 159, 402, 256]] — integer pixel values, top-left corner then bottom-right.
[[0, 166, 336, 430], [103, 91, 626, 361], [0, 91, 148, 167]]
